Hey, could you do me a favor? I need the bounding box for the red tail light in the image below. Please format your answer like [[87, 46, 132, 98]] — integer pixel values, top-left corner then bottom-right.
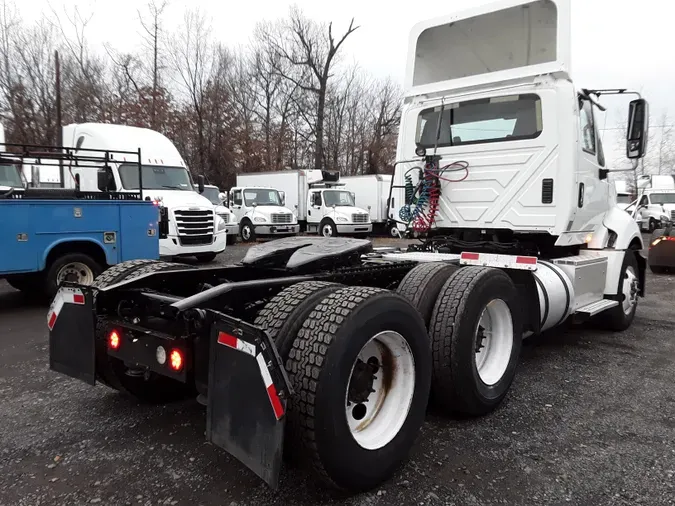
[[108, 330, 121, 350], [169, 349, 183, 371]]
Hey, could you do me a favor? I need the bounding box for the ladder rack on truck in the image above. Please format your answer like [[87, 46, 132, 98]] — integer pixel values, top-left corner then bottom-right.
[[47, 0, 651, 495], [0, 140, 168, 298]]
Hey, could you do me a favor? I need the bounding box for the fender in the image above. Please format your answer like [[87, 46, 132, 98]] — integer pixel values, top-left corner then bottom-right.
[[602, 206, 644, 250], [41, 237, 114, 270]]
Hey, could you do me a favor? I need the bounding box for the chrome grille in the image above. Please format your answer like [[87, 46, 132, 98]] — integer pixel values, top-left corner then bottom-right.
[[217, 212, 230, 223], [671, 210, 675, 221], [174, 208, 214, 238], [352, 213, 369, 223], [271, 213, 293, 224]]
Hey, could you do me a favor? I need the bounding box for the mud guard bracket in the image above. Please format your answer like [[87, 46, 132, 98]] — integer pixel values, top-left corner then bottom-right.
[[205, 311, 292, 490]]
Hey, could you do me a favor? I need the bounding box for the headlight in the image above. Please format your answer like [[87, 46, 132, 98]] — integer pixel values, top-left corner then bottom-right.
[[336, 216, 348, 223], [661, 215, 670, 222], [254, 216, 267, 223], [216, 215, 227, 232]]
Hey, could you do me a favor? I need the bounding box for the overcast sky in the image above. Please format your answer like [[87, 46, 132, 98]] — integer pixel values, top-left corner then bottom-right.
[[21, 0, 675, 168]]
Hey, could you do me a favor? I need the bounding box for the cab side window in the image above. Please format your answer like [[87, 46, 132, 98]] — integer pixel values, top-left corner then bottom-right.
[[579, 98, 596, 155], [311, 192, 322, 206], [232, 190, 242, 206]]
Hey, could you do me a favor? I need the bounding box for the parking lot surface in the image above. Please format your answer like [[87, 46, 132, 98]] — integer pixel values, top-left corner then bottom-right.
[[1, 237, 674, 506]]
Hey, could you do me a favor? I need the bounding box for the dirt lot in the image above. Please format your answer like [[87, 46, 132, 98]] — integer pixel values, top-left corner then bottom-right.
[[1, 237, 674, 506]]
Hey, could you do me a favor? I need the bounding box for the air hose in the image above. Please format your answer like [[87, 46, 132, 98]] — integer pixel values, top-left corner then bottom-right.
[[398, 158, 469, 234]]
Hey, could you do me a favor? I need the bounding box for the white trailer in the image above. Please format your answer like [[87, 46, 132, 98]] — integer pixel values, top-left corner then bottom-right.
[[339, 174, 397, 236], [61, 123, 227, 262], [236, 170, 372, 237]]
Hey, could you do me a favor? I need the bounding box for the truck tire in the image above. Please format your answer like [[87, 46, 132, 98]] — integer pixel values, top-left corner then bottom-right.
[[92, 260, 198, 403], [396, 262, 458, 326], [195, 252, 218, 263], [285, 286, 431, 492], [5, 273, 43, 293], [320, 219, 338, 238], [429, 266, 522, 416], [226, 234, 237, 246], [648, 218, 657, 233], [253, 281, 343, 360], [597, 251, 640, 331], [240, 220, 256, 242], [45, 253, 103, 299]]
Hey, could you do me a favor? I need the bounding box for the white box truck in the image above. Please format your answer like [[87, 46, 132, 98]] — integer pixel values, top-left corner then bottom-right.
[[626, 175, 675, 232], [339, 174, 397, 236], [61, 123, 228, 262], [236, 169, 372, 237]]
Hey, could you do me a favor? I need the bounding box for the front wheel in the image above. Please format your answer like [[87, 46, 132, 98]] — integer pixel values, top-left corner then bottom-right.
[[240, 221, 256, 242], [194, 252, 217, 263], [648, 218, 657, 233], [286, 286, 431, 492], [429, 266, 522, 416], [320, 219, 337, 238], [597, 251, 640, 331]]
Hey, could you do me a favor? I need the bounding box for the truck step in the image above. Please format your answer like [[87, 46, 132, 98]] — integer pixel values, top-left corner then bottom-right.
[[573, 299, 619, 320]]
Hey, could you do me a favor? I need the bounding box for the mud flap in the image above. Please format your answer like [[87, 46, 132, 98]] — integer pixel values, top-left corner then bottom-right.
[[206, 312, 293, 490], [48, 284, 96, 385]]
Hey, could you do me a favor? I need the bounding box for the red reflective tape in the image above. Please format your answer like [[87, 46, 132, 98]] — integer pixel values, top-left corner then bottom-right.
[[47, 311, 57, 330], [217, 332, 237, 349], [73, 293, 85, 304], [266, 383, 285, 420], [516, 256, 537, 265], [461, 252, 480, 260]]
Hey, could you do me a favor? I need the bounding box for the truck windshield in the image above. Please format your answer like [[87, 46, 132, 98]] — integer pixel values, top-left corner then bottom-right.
[[416, 93, 542, 148], [323, 190, 355, 207], [118, 163, 194, 191], [202, 187, 221, 205], [0, 163, 23, 188], [243, 189, 281, 206], [650, 193, 675, 205]]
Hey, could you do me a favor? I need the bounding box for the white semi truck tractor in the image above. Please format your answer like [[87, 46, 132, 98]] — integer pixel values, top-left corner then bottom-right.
[[62, 123, 228, 262]]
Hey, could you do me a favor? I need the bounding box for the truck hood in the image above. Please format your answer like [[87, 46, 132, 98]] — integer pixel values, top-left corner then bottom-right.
[[329, 206, 370, 218], [143, 189, 213, 210], [251, 205, 296, 218]]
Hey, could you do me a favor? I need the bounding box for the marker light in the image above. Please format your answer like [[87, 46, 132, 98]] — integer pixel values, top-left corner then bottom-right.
[[169, 349, 183, 371], [108, 330, 121, 350], [156, 346, 167, 365]]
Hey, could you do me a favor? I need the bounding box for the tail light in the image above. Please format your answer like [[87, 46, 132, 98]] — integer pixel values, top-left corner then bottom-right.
[[169, 349, 183, 372], [108, 330, 121, 350]]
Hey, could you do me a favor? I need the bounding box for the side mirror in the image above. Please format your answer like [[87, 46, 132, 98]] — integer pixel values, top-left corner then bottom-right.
[[350, 192, 355, 201], [279, 190, 285, 206], [218, 192, 227, 202], [626, 98, 649, 159], [197, 174, 205, 193]]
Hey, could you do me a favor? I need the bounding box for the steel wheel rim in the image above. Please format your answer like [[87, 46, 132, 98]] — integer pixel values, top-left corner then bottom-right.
[[56, 261, 95, 285], [474, 299, 513, 386], [390, 226, 400, 238], [322, 224, 333, 237], [622, 265, 639, 315], [345, 331, 415, 450], [242, 225, 251, 240]]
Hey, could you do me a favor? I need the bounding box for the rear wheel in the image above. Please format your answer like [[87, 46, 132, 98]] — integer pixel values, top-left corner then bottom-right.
[[45, 253, 102, 299], [396, 262, 458, 326], [429, 266, 521, 416], [285, 286, 431, 492]]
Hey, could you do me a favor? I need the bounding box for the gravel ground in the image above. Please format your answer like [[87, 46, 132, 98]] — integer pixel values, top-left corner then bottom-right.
[[1, 237, 674, 506]]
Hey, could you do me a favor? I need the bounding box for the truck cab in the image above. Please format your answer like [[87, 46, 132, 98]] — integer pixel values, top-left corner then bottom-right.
[[202, 184, 238, 245], [62, 123, 227, 262], [306, 186, 372, 237], [227, 186, 299, 242]]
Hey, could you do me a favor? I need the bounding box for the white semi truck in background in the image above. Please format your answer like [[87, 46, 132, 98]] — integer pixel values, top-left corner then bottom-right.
[[339, 174, 396, 236], [626, 174, 675, 231], [224, 183, 300, 242], [202, 184, 238, 245], [61, 123, 228, 262], [236, 169, 372, 237]]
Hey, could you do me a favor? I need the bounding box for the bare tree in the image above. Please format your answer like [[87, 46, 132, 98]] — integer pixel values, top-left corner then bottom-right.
[[268, 6, 358, 169], [138, 0, 168, 129]]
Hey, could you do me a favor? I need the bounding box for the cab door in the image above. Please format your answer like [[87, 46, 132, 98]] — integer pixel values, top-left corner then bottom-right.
[[570, 95, 610, 233], [229, 189, 244, 221], [307, 191, 322, 225]]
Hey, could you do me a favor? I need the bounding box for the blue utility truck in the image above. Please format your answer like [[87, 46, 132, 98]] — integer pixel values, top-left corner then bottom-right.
[[0, 132, 166, 298]]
